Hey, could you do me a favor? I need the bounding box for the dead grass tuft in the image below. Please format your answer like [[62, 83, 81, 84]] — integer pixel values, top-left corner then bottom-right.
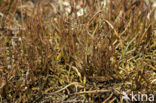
[[0, 0, 156, 102]]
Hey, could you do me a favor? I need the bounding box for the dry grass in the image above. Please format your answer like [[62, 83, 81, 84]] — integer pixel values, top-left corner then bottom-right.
[[0, 0, 156, 103]]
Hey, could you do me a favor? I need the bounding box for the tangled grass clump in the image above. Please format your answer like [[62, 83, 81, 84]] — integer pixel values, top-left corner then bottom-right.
[[0, 0, 156, 102]]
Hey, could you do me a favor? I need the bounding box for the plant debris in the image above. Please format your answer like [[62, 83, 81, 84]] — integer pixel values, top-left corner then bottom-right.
[[0, 0, 156, 103]]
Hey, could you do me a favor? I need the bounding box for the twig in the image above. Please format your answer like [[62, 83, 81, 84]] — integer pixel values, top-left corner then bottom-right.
[[102, 92, 113, 103], [45, 82, 84, 94], [109, 97, 117, 103], [70, 89, 111, 95]]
